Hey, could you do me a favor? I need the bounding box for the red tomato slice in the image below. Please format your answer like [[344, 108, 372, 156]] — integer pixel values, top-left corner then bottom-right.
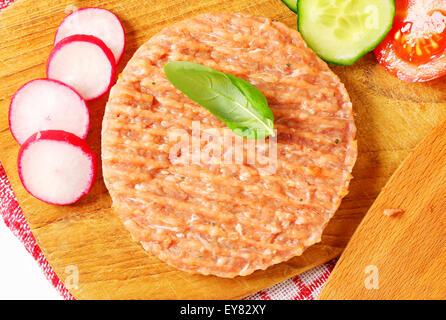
[[374, 0, 446, 82]]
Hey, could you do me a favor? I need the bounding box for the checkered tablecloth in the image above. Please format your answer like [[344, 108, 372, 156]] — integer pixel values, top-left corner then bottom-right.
[[0, 0, 336, 300]]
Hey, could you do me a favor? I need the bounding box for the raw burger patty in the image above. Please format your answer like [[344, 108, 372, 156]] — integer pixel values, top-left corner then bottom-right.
[[102, 13, 357, 277]]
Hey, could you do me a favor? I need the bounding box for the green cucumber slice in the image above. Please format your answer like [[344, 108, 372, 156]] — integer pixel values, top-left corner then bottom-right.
[[297, 0, 395, 65], [281, 0, 297, 13]]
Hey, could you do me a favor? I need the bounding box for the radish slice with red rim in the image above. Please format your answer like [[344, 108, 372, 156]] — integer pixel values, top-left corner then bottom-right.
[[47, 34, 116, 101], [54, 7, 125, 64], [18, 130, 97, 205], [9, 79, 89, 145]]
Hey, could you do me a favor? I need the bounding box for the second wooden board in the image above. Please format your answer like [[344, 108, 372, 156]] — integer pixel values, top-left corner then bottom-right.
[[319, 120, 446, 300]]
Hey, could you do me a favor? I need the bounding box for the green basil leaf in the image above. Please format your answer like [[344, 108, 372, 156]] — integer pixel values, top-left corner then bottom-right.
[[163, 61, 275, 139]]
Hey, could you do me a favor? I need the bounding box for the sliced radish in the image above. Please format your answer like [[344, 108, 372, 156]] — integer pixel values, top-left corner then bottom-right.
[[9, 79, 89, 145], [54, 7, 125, 63], [47, 34, 116, 101], [18, 130, 97, 205]]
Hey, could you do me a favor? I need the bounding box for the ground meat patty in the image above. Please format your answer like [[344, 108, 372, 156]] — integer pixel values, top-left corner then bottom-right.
[[102, 13, 357, 277]]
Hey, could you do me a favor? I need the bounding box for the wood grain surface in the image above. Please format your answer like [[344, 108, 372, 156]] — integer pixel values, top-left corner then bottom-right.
[[0, 0, 445, 299], [319, 120, 446, 300]]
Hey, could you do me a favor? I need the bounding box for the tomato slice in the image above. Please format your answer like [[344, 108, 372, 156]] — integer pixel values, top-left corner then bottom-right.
[[374, 0, 446, 82]]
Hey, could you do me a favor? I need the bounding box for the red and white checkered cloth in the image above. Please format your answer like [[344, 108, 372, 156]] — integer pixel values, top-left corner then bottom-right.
[[0, 0, 336, 300]]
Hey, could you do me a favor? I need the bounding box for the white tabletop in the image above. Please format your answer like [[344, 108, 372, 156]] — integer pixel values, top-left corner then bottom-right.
[[0, 220, 62, 300]]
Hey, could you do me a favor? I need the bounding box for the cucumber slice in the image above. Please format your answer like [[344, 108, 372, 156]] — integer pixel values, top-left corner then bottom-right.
[[298, 0, 395, 65], [282, 0, 297, 13]]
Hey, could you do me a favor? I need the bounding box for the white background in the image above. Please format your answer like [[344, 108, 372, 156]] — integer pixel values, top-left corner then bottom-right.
[[0, 220, 62, 299]]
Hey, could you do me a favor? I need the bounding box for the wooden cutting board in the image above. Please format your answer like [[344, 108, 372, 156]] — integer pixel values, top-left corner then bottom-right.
[[0, 0, 445, 300], [319, 120, 446, 300]]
